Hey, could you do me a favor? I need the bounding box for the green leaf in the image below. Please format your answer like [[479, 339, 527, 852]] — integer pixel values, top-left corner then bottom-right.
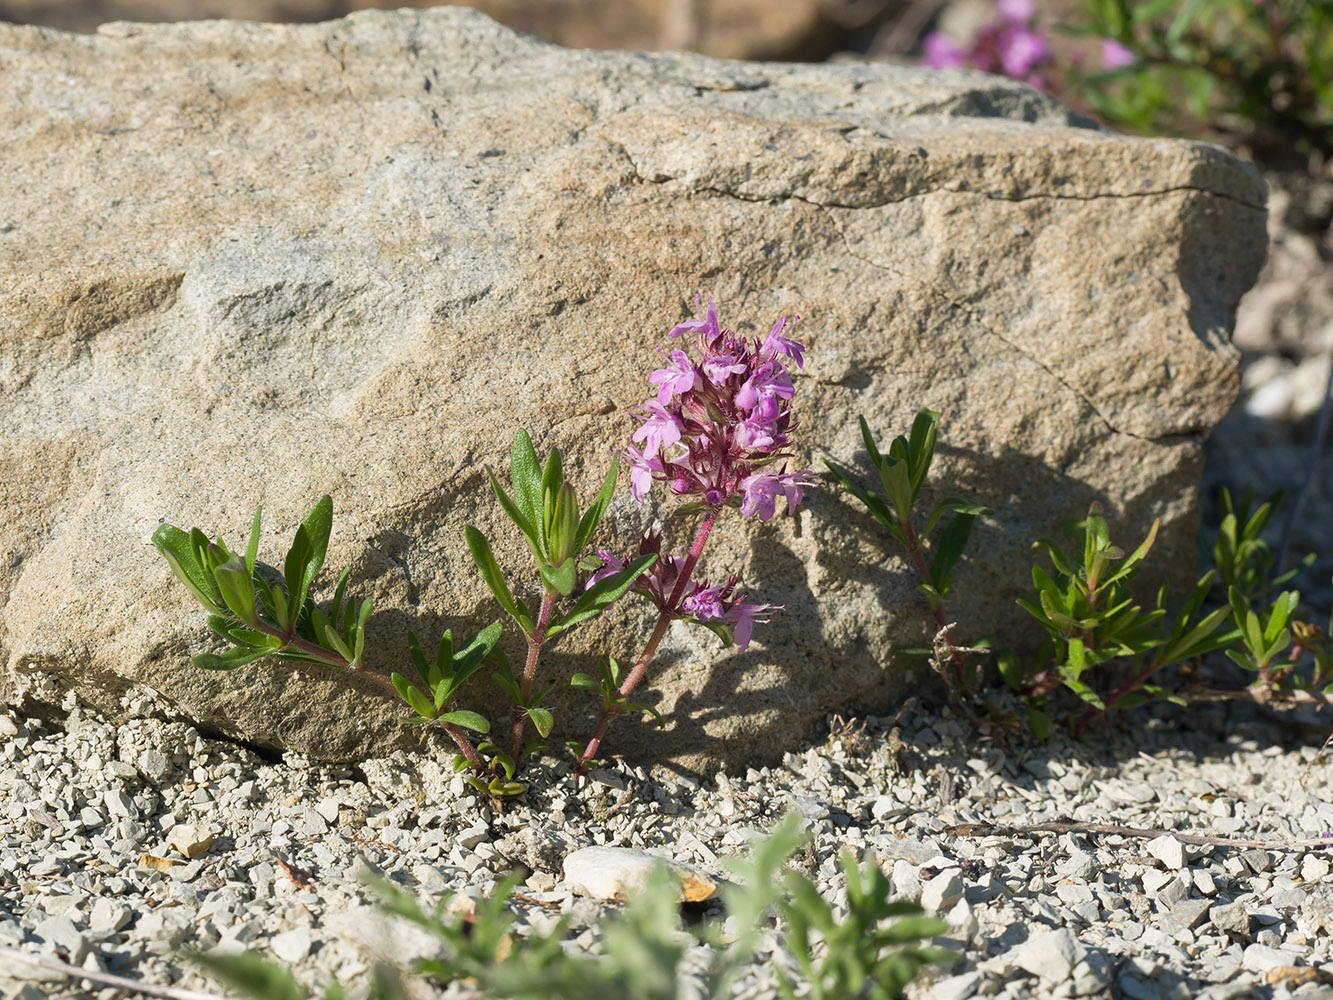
[[464, 526, 524, 629], [575, 456, 619, 556], [996, 650, 1026, 691], [570, 672, 600, 690], [509, 430, 543, 535], [406, 630, 432, 687], [244, 508, 262, 577], [438, 710, 490, 734], [284, 496, 333, 622], [538, 558, 578, 597], [823, 459, 900, 538], [925, 497, 991, 537], [547, 553, 657, 638], [487, 467, 540, 559], [153, 523, 225, 614], [857, 416, 883, 470], [213, 559, 260, 627], [929, 512, 976, 596], [453, 622, 503, 681], [548, 481, 580, 568], [193, 646, 273, 671], [538, 445, 564, 558], [353, 597, 371, 666], [188, 950, 307, 1000], [905, 407, 939, 499], [392, 673, 436, 719], [525, 706, 554, 738], [1025, 706, 1052, 740]]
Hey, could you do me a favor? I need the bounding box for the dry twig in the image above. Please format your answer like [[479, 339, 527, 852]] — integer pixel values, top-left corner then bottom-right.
[[0, 948, 231, 1000], [947, 820, 1332, 851]]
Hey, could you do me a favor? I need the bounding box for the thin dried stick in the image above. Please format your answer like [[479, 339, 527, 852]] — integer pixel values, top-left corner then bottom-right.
[[946, 820, 1331, 851], [0, 948, 232, 1000]]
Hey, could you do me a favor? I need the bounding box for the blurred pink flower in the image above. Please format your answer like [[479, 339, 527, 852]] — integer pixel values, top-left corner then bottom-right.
[[1100, 38, 1137, 70]]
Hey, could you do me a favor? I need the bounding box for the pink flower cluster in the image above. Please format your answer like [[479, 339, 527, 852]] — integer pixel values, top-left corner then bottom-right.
[[589, 531, 778, 651], [921, 0, 1050, 88], [627, 298, 817, 518]]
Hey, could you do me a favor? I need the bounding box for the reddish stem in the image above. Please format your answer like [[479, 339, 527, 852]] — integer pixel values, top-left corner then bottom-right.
[[901, 519, 968, 692], [575, 509, 720, 778], [510, 588, 557, 763], [251, 619, 488, 774]]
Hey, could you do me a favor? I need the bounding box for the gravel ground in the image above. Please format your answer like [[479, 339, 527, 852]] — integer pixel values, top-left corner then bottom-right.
[[0, 689, 1330, 1000]]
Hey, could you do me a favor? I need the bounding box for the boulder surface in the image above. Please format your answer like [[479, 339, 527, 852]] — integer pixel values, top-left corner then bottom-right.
[[0, 9, 1265, 771]]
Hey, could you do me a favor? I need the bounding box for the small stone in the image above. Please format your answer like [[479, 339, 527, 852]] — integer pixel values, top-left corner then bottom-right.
[[412, 864, 449, 887], [167, 823, 214, 858], [33, 915, 89, 964], [107, 761, 138, 780], [563, 846, 718, 903], [139, 749, 171, 780], [1210, 901, 1252, 936], [269, 927, 313, 963], [1241, 943, 1300, 972], [1241, 849, 1274, 874], [457, 823, 489, 850], [1303, 855, 1331, 882], [1142, 869, 1173, 896], [90, 898, 131, 933], [78, 806, 104, 828], [1146, 835, 1187, 871], [0, 716, 17, 737], [1159, 898, 1211, 936], [943, 898, 978, 942], [921, 870, 964, 915], [315, 797, 343, 824], [1012, 927, 1085, 983], [1193, 870, 1217, 896], [102, 790, 135, 819], [930, 971, 982, 1000], [1058, 852, 1099, 881]]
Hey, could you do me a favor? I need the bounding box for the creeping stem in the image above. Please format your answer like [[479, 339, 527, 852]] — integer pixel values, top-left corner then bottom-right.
[[249, 620, 488, 774], [510, 588, 557, 762], [576, 508, 720, 775]]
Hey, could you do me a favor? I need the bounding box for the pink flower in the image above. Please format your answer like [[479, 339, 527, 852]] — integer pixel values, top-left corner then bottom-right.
[[921, 32, 966, 69], [996, 0, 1034, 21], [998, 26, 1047, 78], [631, 402, 682, 459], [682, 586, 725, 621], [702, 353, 748, 385], [736, 362, 794, 413], [628, 298, 814, 515], [760, 316, 805, 369], [585, 550, 626, 588], [728, 600, 779, 652], [1100, 38, 1136, 70], [649, 350, 699, 404], [625, 445, 663, 501], [667, 297, 720, 341]]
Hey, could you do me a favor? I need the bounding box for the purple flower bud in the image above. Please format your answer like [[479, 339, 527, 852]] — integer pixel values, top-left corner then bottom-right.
[[683, 586, 725, 621]]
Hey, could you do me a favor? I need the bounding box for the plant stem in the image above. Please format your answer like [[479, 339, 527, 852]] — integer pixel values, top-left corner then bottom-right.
[[575, 509, 720, 777], [250, 620, 488, 774], [901, 518, 968, 692], [1072, 655, 1167, 737], [510, 588, 557, 763]]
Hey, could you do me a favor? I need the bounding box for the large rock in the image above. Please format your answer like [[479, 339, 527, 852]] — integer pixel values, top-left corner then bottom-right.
[[0, 9, 1265, 772]]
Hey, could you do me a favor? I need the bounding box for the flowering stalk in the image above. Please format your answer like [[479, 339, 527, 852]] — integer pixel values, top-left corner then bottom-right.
[[573, 299, 816, 777]]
